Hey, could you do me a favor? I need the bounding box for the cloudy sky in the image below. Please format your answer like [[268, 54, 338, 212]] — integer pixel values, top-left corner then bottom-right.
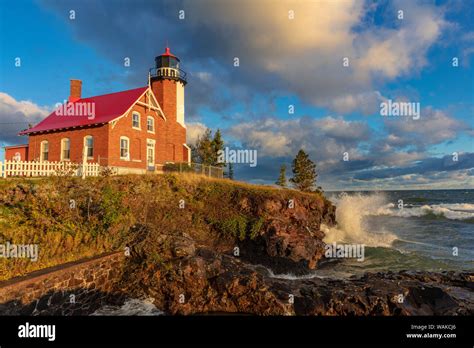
[[0, 0, 472, 190]]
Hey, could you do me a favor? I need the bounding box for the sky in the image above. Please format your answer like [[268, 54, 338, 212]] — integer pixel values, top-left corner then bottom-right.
[[0, 0, 473, 190]]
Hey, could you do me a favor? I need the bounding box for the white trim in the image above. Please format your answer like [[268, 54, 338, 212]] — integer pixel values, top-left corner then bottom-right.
[[136, 101, 162, 113], [176, 82, 185, 127], [40, 140, 49, 162], [146, 138, 156, 168], [183, 143, 191, 164], [145, 88, 166, 121], [113, 89, 148, 124], [107, 87, 166, 126], [83, 135, 94, 160], [120, 136, 130, 161], [132, 111, 141, 130], [60, 138, 71, 161], [146, 115, 155, 133]]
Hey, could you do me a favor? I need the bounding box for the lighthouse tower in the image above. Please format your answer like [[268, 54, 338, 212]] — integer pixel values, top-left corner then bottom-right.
[[150, 47, 186, 127], [149, 47, 189, 163]]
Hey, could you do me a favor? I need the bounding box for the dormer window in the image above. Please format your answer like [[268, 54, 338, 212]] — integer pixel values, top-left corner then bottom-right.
[[132, 112, 141, 129]]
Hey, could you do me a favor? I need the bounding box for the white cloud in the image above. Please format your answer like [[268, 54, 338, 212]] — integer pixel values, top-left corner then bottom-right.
[[183, 0, 446, 113], [229, 116, 371, 160], [186, 122, 208, 146], [313, 116, 371, 141], [0, 92, 50, 145], [384, 107, 470, 148], [44, 0, 450, 115], [324, 91, 387, 115]]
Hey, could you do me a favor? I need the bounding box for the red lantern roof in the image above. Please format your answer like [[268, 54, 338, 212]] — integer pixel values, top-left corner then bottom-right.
[[161, 47, 177, 58]]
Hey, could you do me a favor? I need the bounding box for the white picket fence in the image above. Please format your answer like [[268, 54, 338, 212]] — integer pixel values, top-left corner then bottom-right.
[[0, 160, 100, 178]]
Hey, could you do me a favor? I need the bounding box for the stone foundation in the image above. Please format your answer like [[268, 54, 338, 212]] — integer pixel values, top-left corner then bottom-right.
[[0, 252, 125, 315]]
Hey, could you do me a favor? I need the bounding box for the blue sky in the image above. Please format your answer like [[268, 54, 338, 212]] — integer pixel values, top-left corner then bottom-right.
[[0, 0, 472, 190]]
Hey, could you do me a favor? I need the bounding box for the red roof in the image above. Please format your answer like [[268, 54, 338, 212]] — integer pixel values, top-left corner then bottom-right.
[[19, 86, 148, 135]]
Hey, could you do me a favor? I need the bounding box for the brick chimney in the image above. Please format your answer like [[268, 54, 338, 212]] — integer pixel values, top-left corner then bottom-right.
[[69, 79, 82, 102]]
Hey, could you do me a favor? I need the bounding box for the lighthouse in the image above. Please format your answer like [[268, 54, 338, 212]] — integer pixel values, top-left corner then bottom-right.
[[149, 47, 186, 127]]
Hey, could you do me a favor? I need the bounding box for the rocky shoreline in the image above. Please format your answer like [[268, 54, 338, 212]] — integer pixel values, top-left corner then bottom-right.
[[118, 240, 473, 315], [1, 176, 472, 316], [119, 228, 474, 316], [113, 191, 473, 316]]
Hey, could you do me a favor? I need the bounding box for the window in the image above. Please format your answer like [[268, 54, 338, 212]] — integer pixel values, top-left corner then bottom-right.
[[61, 138, 70, 161], [120, 136, 130, 160], [147, 116, 155, 133], [147, 139, 155, 167], [132, 112, 140, 129], [40, 141, 49, 161], [84, 136, 94, 158]]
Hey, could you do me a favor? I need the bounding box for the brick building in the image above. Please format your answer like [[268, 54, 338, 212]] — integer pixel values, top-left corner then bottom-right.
[[5, 47, 190, 174]]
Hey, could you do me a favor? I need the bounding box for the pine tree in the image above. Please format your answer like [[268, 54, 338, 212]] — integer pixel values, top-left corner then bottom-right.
[[275, 164, 287, 187], [193, 128, 214, 165], [190, 144, 199, 163], [290, 149, 317, 192], [211, 129, 225, 167]]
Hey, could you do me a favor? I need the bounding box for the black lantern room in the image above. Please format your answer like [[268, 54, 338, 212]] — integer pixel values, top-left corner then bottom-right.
[[150, 47, 187, 84]]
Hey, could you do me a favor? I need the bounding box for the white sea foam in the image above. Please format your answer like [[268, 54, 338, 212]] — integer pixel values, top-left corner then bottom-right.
[[91, 298, 164, 316], [322, 193, 397, 247], [373, 203, 474, 220], [264, 267, 327, 280]]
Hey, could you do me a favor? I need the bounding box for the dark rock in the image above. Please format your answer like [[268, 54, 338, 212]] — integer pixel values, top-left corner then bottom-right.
[[35, 296, 49, 311], [121, 238, 474, 316], [18, 300, 37, 315]]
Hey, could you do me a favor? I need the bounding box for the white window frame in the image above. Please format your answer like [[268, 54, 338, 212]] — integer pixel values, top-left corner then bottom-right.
[[60, 138, 70, 161], [40, 140, 49, 162], [120, 136, 130, 160], [132, 112, 141, 130], [84, 135, 94, 159], [147, 138, 156, 167], [147, 116, 155, 133]]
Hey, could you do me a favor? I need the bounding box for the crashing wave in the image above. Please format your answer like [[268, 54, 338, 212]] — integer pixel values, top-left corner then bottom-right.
[[322, 192, 397, 247], [374, 203, 474, 220]]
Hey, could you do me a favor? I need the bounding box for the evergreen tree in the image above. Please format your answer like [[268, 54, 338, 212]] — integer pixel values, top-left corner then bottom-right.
[[190, 144, 198, 163], [275, 164, 287, 187], [290, 149, 317, 192], [211, 129, 225, 167], [193, 128, 214, 165]]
